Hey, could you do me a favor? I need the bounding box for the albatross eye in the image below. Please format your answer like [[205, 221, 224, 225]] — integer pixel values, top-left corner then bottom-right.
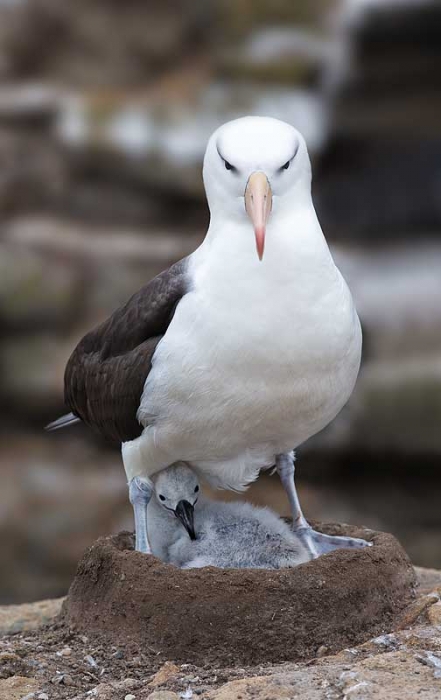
[[224, 160, 234, 171], [282, 160, 290, 170], [194, 485, 199, 493], [159, 494, 166, 501]]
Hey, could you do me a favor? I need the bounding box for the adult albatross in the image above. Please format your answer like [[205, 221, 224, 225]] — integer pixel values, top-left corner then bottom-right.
[[48, 116, 369, 557]]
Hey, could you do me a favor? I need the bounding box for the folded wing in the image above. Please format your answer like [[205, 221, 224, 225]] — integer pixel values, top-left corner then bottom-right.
[[64, 258, 189, 443]]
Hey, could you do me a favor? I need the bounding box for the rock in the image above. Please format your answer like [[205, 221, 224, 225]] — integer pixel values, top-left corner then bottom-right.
[[0, 431, 130, 604], [396, 592, 439, 630], [0, 597, 64, 635], [56, 646, 72, 657], [218, 27, 328, 85], [84, 655, 98, 668], [427, 602, 441, 626], [0, 334, 70, 413], [0, 124, 66, 216], [351, 357, 441, 455], [0, 239, 83, 332], [64, 526, 415, 666], [0, 652, 21, 662], [310, 243, 441, 456], [415, 566, 441, 594], [86, 679, 141, 699], [0, 676, 39, 700], [4, 215, 201, 274], [62, 673, 74, 686], [316, 645, 329, 658], [334, 244, 441, 363], [208, 677, 293, 700], [0, 0, 213, 87], [3, 216, 201, 335], [219, 0, 330, 37], [1, 567, 441, 700], [149, 662, 181, 687], [56, 83, 325, 200], [315, 1, 441, 238], [208, 649, 441, 699], [0, 650, 29, 680], [0, 85, 59, 127]]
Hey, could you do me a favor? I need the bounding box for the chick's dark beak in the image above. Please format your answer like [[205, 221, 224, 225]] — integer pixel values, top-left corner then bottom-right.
[[174, 500, 196, 540]]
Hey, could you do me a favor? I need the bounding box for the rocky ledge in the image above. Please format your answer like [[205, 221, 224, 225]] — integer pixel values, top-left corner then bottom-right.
[[1, 564, 441, 699]]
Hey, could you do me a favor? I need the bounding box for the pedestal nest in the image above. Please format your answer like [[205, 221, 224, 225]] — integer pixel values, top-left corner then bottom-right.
[[64, 523, 416, 666]]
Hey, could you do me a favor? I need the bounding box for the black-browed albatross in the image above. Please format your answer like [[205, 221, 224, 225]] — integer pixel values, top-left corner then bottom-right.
[[48, 116, 370, 557]]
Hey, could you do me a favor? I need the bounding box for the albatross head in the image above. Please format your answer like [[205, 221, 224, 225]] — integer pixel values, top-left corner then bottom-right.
[[203, 116, 312, 260], [152, 463, 200, 540]]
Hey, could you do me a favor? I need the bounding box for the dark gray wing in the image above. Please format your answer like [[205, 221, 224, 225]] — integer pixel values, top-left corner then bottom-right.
[[64, 258, 189, 443]]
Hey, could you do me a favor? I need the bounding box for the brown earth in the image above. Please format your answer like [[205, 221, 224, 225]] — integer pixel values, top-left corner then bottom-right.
[[0, 566, 439, 700], [63, 525, 416, 667]]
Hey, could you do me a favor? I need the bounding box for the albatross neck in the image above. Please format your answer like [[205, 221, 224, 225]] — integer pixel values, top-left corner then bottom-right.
[[199, 196, 337, 283]]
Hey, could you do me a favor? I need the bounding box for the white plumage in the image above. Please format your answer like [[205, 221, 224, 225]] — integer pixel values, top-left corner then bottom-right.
[[123, 116, 361, 493], [54, 115, 368, 557]]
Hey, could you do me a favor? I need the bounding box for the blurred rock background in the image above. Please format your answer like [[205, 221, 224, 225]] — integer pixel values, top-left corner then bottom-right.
[[0, 0, 440, 603]]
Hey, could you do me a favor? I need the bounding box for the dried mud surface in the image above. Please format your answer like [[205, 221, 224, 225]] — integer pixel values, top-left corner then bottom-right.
[[64, 524, 416, 667]]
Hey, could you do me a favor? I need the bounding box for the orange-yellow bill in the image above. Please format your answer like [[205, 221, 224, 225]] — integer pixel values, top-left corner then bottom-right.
[[244, 171, 273, 260]]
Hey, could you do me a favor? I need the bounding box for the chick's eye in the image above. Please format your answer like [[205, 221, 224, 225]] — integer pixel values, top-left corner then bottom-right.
[[224, 160, 233, 171], [194, 485, 199, 493], [282, 160, 290, 170], [159, 494, 165, 501]]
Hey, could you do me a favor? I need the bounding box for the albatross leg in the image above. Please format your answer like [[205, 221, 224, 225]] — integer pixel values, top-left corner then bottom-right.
[[129, 476, 153, 554], [275, 452, 371, 558]]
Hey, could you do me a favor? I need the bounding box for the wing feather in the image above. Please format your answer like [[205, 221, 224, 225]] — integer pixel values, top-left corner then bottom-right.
[[64, 258, 188, 443]]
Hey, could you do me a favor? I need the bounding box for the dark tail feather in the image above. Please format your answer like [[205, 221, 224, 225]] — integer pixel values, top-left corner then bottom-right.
[[45, 412, 81, 431]]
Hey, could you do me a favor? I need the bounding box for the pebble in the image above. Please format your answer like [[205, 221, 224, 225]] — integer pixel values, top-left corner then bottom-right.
[[149, 661, 180, 687], [427, 601, 441, 625], [125, 695, 136, 700], [63, 673, 75, 686], [316, 645, 329, 658], [0, 651, 21, 661], [56, 646, 72, 656], [37, 694, 49, 700], [85, 654, 98, 667], [51, 672, 74, 686]]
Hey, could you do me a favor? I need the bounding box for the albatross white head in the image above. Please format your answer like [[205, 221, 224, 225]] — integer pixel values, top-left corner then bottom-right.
[[203, 116, 312, 261]]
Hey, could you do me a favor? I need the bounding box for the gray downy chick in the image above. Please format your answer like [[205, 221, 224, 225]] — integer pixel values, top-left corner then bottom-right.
[[147, 463, 312, 569]]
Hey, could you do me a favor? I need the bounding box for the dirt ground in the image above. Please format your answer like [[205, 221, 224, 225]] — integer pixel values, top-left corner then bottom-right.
[[0, 612, 295, 699], [0, 568, 440, 700], [0, 548, 441, 700]]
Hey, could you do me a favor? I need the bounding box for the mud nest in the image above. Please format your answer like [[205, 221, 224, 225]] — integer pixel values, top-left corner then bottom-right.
[[64, 523, 416, 666]]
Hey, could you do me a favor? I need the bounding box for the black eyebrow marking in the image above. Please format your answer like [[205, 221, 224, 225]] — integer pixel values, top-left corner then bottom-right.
[[279, 142, 299, 171], [216, 143, 238, 172]]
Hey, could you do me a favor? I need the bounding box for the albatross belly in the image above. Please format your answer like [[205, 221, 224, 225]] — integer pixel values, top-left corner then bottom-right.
[[129, 221, 361, 489]]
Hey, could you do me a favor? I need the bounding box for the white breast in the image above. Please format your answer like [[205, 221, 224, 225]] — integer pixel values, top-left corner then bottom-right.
[[135, 209, 361, 489]]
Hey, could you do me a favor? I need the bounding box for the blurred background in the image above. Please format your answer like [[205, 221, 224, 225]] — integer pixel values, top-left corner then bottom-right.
[[0, 0, 440, 604]]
